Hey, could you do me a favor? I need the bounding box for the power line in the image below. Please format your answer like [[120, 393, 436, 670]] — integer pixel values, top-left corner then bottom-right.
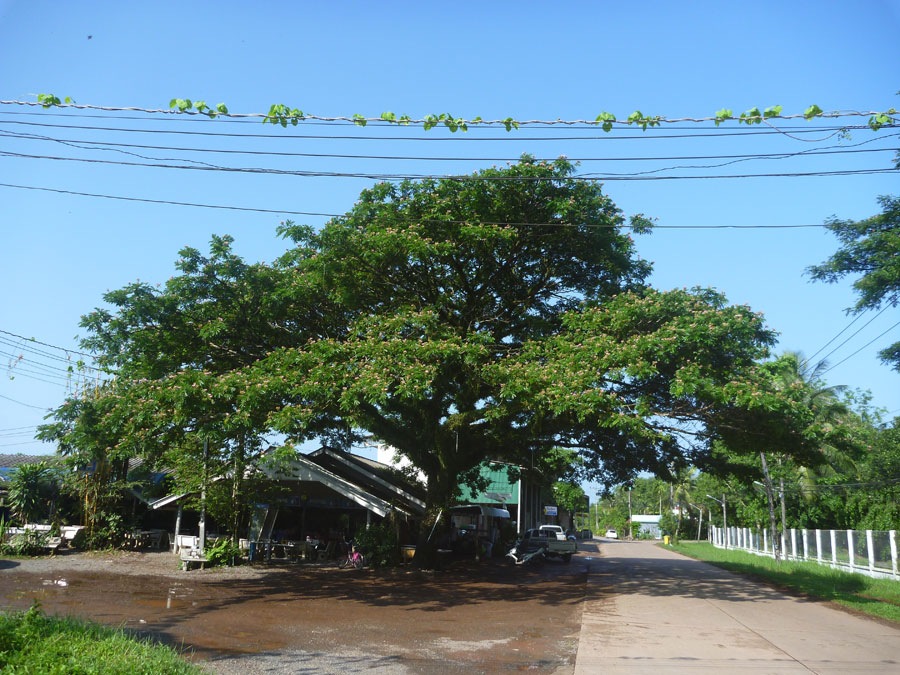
[[1, 351, 75, 380], [1, 111, 896, 145], [0, 393, 50, 410], [806, 306, 892, 368], [804, 312, 869, 366], [0, 329, 94, 360], [0, 181, 861, 229], [0, 430, 39, 440], [2, 149, 896, 181], [0, 182, 332, 216], [820, 319, 900, 376], [0, 337, 92, 372], [0, 439, 51, 449], [3, 126, 896, 164]]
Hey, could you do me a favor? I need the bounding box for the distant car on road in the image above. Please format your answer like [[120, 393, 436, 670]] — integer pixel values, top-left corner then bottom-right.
[[605, 529, 619, 539]]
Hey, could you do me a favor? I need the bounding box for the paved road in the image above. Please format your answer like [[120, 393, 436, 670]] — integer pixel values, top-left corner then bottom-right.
[[574, 539, 900, 674]]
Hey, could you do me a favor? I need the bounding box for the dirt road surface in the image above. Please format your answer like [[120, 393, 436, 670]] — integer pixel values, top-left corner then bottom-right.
[[1, 543, 591, 674]]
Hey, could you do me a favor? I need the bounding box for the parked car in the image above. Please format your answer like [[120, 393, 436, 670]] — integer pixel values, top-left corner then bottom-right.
[[538, 524, 567, 541], [605, 529, 619, 539], [507, 527, 577, 564]]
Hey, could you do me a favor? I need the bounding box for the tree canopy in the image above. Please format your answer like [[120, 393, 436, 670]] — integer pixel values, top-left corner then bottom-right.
[[41, 156, 812, 545], [807, 195, 900, 372]]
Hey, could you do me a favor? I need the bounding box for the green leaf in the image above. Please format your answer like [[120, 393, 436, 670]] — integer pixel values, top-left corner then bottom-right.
[[867, 111, 895, 131], [763, 105, 782, 118], [264, 103, 286, 126], [740, 107, 762, 125], [216, 103, 228, 114], [352, 113, 367, 127], [38, 93, 61, 108], [714, 109, 732, 127], [380, 111, 396, 122], [804, 104, 823, 120], [596, 112, 616, 132]]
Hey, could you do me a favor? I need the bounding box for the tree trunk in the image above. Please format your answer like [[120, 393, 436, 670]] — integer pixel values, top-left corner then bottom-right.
[[412, 460, 456, 569]]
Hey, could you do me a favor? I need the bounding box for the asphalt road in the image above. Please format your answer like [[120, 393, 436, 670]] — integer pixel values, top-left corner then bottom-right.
[[575, 539, 900, 674]]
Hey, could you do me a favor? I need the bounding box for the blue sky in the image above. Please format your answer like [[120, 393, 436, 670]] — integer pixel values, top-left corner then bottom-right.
[[1, 2, 898, 473]]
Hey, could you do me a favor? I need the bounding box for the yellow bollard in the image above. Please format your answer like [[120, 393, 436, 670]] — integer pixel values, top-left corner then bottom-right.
[[664, 535, 670, 545]]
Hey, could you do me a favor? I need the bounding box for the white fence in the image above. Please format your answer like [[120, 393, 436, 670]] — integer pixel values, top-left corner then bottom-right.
[[709, 525, 899, 580]]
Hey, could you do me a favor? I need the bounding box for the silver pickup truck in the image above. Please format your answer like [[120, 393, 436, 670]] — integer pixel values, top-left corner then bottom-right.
[[507, 527, 577, 564]]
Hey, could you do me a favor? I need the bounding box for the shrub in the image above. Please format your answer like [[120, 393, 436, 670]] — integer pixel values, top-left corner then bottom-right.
[[204, 537, 240, 567], [0, 529, 51, 557], [354, 522, 399, 567]]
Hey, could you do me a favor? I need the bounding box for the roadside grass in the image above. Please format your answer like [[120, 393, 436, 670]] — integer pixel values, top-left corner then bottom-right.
[[669, 541, 900, 624], [0, 604, 203, 674]]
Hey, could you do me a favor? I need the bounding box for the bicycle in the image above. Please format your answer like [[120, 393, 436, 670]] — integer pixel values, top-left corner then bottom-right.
[[338, 541, 366, 569]]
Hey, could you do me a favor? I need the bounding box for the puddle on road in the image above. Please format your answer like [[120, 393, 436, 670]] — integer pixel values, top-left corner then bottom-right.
[[1, 571, 285, 657], [4, 573, 207, 619]]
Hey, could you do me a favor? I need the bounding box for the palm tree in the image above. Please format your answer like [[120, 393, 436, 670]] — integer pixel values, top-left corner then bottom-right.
[[668, 466, 697, 540], [759, 352, 852, 559]]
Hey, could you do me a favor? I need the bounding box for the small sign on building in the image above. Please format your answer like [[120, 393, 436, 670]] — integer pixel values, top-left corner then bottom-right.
[[544, 505, 558, 517]]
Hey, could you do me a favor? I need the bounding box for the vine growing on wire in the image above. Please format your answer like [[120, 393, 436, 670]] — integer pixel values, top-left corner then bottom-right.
[[23, 93, 899, 133]]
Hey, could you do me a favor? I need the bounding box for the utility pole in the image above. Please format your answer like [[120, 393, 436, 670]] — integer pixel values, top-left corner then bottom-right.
[[199, 437, 208, 552], [707, 494, 726, 548], [759, 451, 781, 561], [722, 494, 727, 548], [628, 488, 633, 539]]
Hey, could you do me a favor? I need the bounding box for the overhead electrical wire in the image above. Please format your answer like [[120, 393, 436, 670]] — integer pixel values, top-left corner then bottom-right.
[[2, 127, 896, 165], [1, 149, 895, 181], [0, 393, 50, 411], [808, 305, 892, 369], [1, 111, 894, 142], [0, 328, 93, 360], [803, 312, 870, 366], [0, 181, 868, 228], [819, 319, 900, 376]]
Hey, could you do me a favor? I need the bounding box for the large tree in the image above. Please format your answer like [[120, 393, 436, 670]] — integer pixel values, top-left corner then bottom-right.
[[44, 157, 795, 562], [807, 195, 900, 372], [234, 159, 788, 557]]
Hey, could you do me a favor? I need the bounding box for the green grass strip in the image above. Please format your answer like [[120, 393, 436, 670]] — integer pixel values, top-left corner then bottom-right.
[[669, 541, 900, 624], [0, 604, 203, 674]]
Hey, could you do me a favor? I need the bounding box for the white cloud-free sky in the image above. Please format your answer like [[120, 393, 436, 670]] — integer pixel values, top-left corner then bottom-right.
[[1, 2, 898, 470]]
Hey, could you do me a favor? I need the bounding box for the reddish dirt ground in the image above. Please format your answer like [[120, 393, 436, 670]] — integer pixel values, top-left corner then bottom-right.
[[0, 541, 602, 673]]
